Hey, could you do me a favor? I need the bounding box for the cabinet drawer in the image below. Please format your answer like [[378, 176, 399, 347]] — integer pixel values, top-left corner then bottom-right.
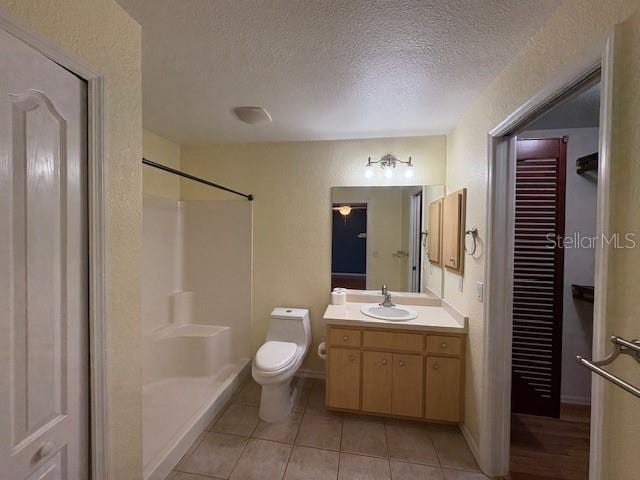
[[329, 327, 361, 347], [363, 330, 424, 352], [426, 335, 461, 356]]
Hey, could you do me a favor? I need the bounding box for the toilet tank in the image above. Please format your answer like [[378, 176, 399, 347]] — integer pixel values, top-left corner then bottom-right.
[[266, 307, 311, 348]]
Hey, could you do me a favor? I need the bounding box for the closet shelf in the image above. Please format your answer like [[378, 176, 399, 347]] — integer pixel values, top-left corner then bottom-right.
[[572, 284, 594, 304], [576, 152, 598, 175]]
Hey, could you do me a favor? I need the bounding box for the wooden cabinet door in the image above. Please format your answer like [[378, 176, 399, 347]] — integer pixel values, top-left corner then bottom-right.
[[427, 199, 442, 265], [391, 354, 423, 417], [327, 348, 361, 410], [362, 351, 392, 414], [442, 189, 466, 273], [425, 357, 462, 421]]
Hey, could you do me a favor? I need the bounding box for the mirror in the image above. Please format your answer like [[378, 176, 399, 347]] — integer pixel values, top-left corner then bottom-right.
[[331, 185, 445, 296]]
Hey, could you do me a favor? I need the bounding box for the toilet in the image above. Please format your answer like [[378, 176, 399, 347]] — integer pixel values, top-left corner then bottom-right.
[[252, 307, 311, 422]]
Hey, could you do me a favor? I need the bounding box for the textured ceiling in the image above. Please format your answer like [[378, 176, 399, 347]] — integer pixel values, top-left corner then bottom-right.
[[527, 83, 601, 130], [117, 0, 559, 144]]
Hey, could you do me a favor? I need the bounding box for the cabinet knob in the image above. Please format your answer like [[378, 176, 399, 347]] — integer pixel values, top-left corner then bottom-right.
[[441, 342, 447, 349], [348, 354, 355, 362], [399, 360, 405, 367], [343, 336, 349, 342], [433, 363, 440, 371], [381, 359, 387, 366]]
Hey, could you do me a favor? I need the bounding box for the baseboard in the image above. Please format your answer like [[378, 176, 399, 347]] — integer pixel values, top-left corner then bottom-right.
[[561, 395, 591, 406], [459, 422, 483, 473], [296, 368, 325, 379]]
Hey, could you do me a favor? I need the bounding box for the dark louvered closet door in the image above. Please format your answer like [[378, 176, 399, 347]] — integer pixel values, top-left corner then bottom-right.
[[512, 138, 567, 418]]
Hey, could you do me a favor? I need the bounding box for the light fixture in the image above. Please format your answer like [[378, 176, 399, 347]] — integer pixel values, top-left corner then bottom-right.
[[338, 205, 352, 216], [232, 106, 272, 125], [365, 154, 414, 179], [404, 162, 414, 178], [365, 163, 374, 179]]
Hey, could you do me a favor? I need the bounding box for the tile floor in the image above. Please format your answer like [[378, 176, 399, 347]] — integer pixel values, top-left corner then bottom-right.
[[168, 377, 488, 480]]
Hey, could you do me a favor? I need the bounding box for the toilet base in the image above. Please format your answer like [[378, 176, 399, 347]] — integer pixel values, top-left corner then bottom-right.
[[258, 381, 293, 422]]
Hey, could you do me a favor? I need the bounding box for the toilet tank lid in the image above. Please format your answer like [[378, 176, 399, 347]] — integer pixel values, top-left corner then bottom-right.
[[271, 307, 309, 320]]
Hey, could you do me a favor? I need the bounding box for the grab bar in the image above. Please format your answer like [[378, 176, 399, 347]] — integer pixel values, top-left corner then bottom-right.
[[577, 335, 640, 399]]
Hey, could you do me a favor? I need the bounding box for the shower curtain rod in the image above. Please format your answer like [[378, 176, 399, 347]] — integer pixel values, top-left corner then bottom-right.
[[142, 158, 254, 201]]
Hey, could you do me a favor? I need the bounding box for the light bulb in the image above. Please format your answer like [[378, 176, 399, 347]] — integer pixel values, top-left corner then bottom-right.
[[404, 166, 414, 179], [365, 166, 374, 179], [384, 168, 393, 179]]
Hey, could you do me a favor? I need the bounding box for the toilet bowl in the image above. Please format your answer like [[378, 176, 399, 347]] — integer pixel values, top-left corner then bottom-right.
[[252, 308, 311, 422]]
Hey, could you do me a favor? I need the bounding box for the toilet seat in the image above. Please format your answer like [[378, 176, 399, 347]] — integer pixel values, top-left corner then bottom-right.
[[255, 341, 297, 373]]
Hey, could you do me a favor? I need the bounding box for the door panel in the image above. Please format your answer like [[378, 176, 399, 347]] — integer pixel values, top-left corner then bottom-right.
[[0, 28, 88, 479], [512, 138, 566, 418], [391, 354, 423, 417], [425, 357, 461, 421], [362, 351, 392, 414], [327, 348, 361, 410], [442, 189, 466, 273], [601, 9, 640, 478], [12, 90, 67, 441]]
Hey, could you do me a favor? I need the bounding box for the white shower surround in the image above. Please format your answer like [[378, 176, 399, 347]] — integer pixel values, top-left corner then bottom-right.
[[142, 195, 252, 480]]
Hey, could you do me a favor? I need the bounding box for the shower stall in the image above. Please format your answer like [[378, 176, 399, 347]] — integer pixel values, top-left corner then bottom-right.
[[142, 179, 252, 480]]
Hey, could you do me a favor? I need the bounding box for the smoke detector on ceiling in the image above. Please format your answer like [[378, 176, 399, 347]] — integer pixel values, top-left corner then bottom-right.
[[232, 106, 272, 125]]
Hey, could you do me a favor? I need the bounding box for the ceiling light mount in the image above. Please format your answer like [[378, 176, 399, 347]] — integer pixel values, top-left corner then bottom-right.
[[232, 106, 272, 125]]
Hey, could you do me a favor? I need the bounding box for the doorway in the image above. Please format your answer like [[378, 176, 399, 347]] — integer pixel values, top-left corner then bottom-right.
[[331, 203, 368, 289], [509, 81, 600, 477], [0, 25, 94, 479], [408, 191, 423, 292], [483, 66, 606, 480]]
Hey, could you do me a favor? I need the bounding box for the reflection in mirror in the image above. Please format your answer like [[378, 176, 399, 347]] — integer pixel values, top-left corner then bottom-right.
[[331, 185, 445, 296]]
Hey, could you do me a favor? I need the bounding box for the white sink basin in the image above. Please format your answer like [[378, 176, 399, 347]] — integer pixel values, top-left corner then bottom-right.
[[360, 303, 418, 322]]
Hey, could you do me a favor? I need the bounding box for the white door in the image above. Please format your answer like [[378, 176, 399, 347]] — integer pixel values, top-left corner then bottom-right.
[[408, 191, 422, 292], [0, 28, 89, 479]]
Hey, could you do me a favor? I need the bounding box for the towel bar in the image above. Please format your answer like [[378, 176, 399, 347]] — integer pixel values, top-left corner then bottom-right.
[[577, 336, 640, 399]]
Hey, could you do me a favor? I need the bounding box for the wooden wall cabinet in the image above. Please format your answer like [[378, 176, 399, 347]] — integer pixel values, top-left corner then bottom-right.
[[325, 325, 465, 422], [442, 188, 466, 275], [427, 199, 442, 265]]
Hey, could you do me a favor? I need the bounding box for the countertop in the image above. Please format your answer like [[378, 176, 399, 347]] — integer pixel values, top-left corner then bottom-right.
[[323, 301, 467, 333]]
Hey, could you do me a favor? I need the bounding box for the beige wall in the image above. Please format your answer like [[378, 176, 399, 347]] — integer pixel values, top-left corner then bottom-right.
[[143, 129, 181, 199], [444, 0, 640, 466], [181, 136, 446, 372], [0, 1, 143, 477]]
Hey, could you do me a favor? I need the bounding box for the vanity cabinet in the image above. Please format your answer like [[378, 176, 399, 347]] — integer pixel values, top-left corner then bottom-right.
[[325, 325, 465, 422], [442, 188, 467, 274]]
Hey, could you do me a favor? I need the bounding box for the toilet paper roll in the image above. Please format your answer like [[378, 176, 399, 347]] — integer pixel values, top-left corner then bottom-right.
[[317, 342, 327, 360], [331, 291, 346, 305]]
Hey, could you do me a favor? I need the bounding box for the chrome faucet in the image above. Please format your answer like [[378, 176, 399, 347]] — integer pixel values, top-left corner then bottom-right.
[[380, 284, 395, 307]]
